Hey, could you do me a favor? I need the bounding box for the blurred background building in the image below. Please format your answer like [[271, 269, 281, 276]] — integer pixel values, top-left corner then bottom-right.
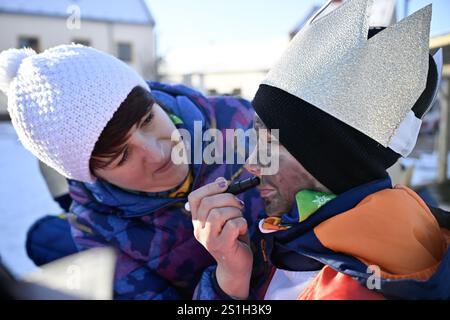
[[159, 0, 398, 99], [0, 0, 157, 118]]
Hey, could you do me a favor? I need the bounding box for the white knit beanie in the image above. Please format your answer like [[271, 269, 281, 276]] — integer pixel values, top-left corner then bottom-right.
[[0, 44, 149, 183]]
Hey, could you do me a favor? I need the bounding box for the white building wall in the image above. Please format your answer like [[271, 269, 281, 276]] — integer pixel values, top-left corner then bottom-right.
[[109, 22, 156, 79], [0, 13, 156, 115]]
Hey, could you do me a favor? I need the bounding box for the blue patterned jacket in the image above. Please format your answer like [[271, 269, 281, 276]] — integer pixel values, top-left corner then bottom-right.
[[68, 82, 266, 299]]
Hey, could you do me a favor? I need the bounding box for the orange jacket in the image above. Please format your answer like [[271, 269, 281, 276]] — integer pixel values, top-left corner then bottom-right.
[[265, 184, 450, 300]]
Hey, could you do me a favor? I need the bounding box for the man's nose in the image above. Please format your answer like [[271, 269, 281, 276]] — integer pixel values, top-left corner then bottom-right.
[[244, 150, 261, 176], [244, 163, 261, 176]]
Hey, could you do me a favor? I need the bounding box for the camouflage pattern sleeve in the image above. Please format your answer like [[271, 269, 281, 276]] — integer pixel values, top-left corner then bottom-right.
[[68, 202, 187, 300], [192, 265, 233, 300]]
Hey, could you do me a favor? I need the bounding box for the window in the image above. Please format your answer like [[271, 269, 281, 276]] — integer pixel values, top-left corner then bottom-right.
[[72, 39, 91, 46], [18, 37, 40, 52], [231, 88, 242, 96], [117, 43, 132, 62]]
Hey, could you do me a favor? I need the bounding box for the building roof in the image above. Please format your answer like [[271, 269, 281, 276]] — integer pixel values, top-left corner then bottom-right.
[[0, 0, 155, 26]]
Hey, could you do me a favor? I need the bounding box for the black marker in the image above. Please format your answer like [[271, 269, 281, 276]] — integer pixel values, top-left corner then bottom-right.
[[225, 176, 261, 195], [184, 176, 260, 212]]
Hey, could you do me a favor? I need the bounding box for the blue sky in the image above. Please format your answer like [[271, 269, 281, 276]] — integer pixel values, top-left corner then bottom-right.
[[402, 0, 450, 36], [146, 0, 320, 56], [146, 0, 450, 73]]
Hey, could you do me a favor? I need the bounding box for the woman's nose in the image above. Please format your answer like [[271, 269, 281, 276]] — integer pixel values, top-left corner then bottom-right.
[[139, 139, 165, 164]]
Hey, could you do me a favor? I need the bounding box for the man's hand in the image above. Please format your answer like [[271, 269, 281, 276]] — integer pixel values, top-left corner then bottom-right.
[[188, 177, 253, 299]]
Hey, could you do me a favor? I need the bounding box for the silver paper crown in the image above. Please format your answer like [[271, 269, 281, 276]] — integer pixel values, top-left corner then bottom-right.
[[262, 0, 434, 157]]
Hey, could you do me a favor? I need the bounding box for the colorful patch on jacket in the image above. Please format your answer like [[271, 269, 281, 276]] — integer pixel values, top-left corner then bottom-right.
[[294, 190, 336, 223], [260, 190, 336, 233]]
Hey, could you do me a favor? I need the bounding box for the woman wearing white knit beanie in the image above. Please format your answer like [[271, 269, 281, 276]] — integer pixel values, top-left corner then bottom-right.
[[0, 44, 165, 186], [0, 44, 265, 299]]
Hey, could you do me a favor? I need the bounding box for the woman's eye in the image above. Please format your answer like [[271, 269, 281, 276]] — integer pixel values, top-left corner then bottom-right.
[[117, 149, 129, 166], [143, 113, 153, 126]]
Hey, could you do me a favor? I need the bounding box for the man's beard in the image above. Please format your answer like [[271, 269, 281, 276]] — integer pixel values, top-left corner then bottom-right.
[[261, 178, 294, 217]]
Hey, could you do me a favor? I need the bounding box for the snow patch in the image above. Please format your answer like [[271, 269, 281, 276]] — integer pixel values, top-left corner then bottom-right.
[[0, 122, 61, 278]]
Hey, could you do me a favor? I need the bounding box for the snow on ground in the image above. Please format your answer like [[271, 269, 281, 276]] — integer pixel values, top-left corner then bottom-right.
[[0, 122, 61, 278]]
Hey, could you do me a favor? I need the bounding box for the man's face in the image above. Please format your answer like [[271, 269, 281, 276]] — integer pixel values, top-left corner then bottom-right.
[[245, 116, 329, 217]]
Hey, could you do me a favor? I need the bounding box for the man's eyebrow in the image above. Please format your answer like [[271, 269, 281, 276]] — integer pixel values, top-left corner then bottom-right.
[[254, 115, 267, 130]]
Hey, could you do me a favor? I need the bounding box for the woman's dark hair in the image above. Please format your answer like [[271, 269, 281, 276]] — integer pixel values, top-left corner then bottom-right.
[[89, 85, 155, 173]]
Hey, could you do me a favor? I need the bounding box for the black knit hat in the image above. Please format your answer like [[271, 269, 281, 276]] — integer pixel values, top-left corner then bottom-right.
[[252, 84, 398, 194], [252, 26, 440, 194]]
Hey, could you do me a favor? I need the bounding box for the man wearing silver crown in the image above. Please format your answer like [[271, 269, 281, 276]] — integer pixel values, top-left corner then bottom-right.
[[189, 0, 450, 300]]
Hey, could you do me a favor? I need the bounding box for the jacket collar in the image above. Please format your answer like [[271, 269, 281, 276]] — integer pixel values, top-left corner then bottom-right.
[[261, 177, 392, 272], [263, 177, 450, 299]]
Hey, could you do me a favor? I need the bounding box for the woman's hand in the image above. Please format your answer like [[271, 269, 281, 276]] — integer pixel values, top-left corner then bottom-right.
[[187, 177, 253, 299]]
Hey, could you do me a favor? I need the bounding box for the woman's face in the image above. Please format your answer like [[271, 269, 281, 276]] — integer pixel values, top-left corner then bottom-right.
[[93, 104, 189, 192]]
